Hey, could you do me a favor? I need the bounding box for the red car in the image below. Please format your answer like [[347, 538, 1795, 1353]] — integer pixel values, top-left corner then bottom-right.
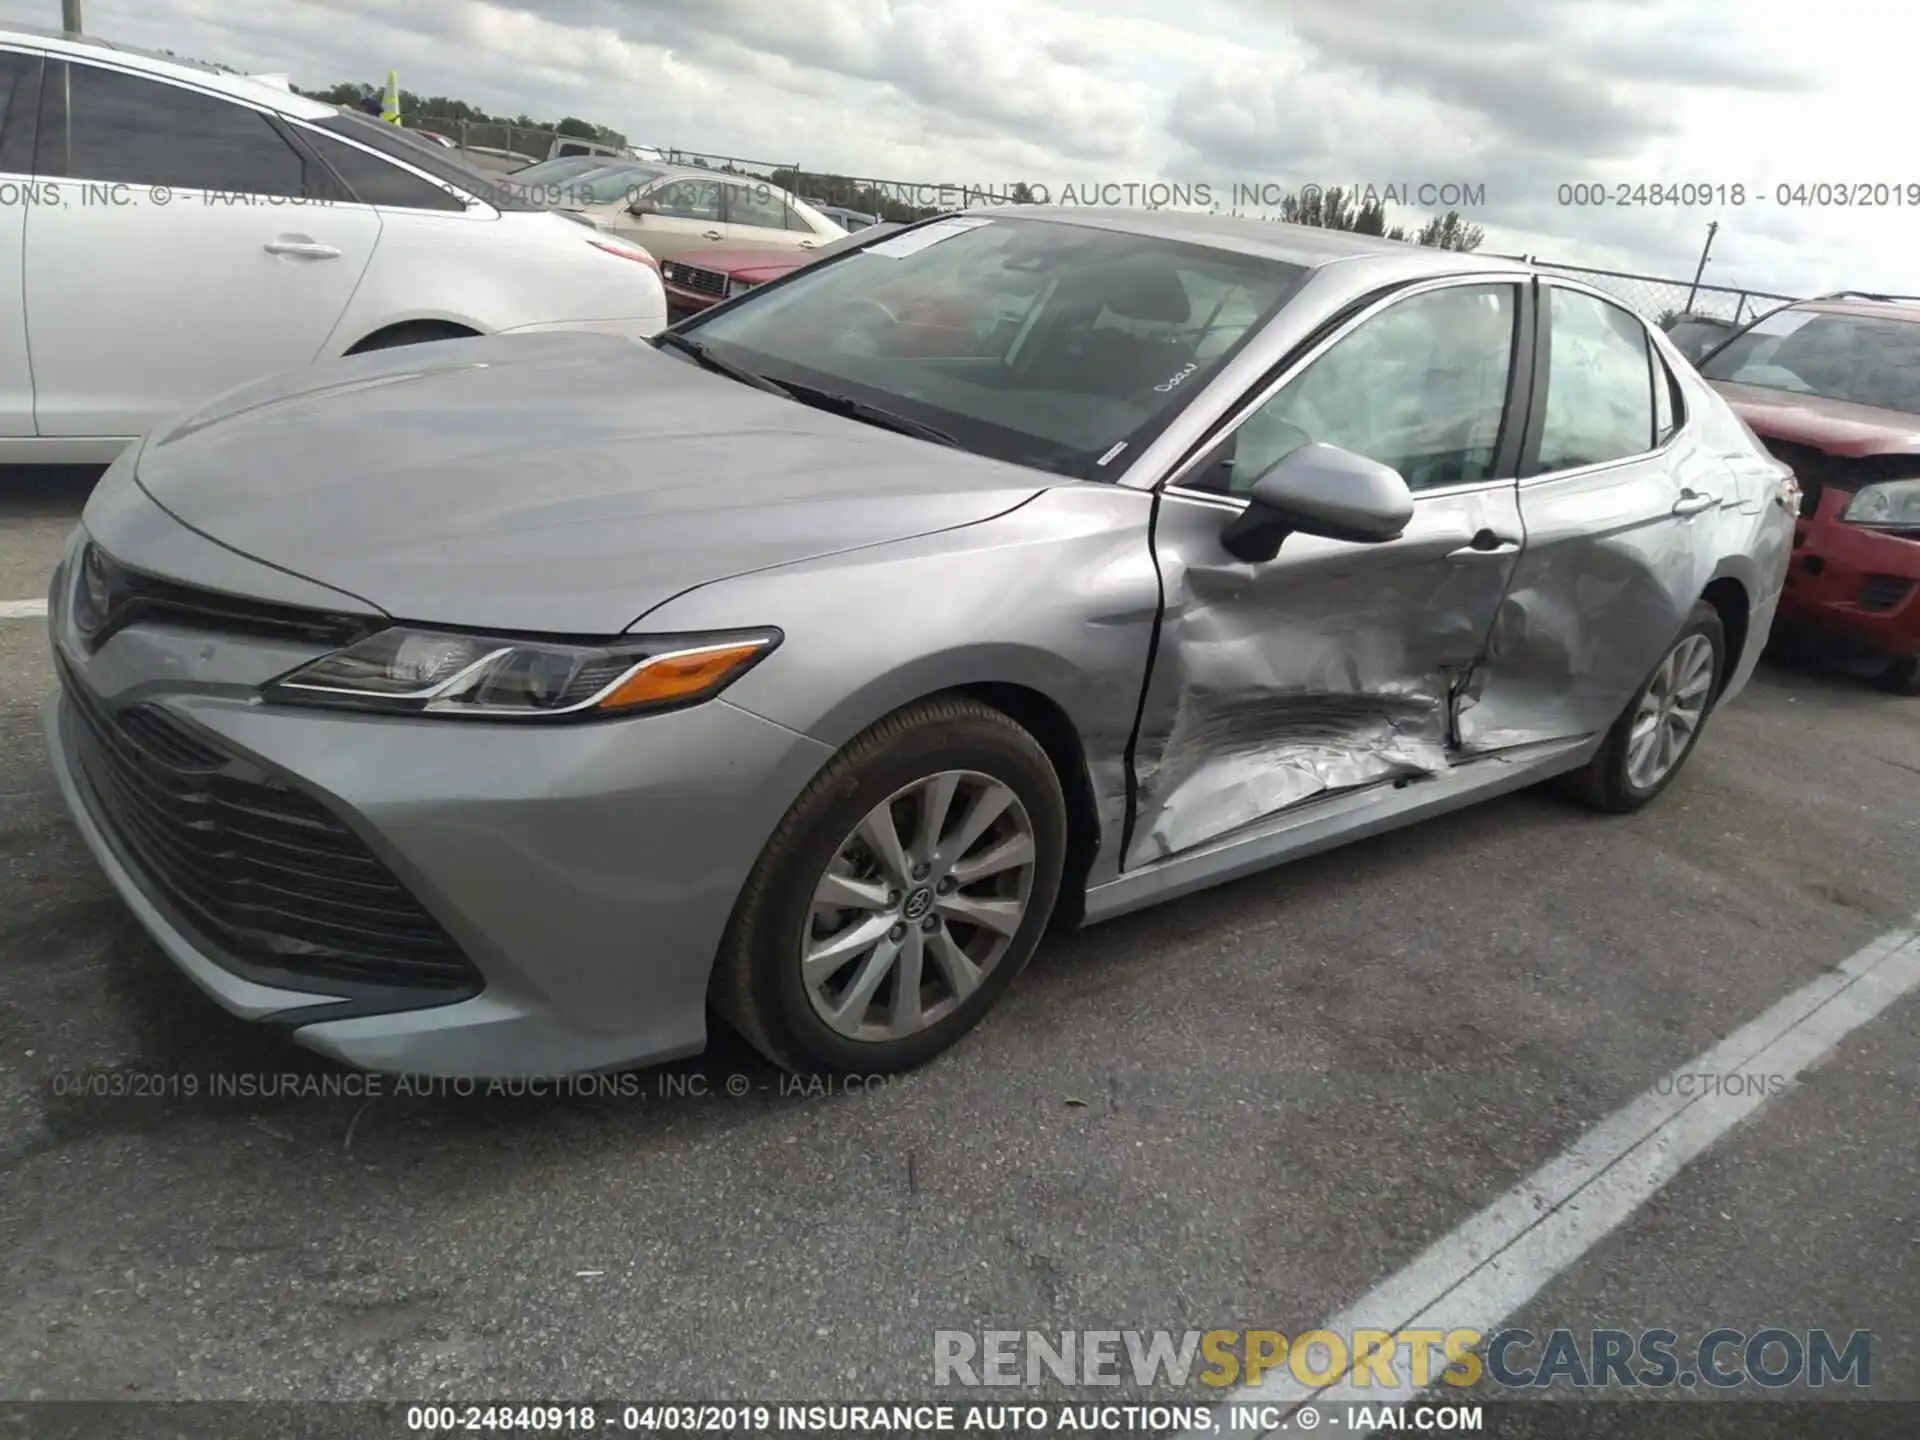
[[658, 225, 901, 320], [1698, 293, 1920, 693]]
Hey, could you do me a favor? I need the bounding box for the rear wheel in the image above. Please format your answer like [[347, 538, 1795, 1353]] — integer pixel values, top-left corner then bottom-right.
[[710, 698, 1067, 1073], [1560, 601, 1726, 813]]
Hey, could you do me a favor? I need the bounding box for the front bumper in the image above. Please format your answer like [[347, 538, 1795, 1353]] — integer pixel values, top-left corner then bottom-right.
[[1780, 514, 1920, 659], [47, 567, 832, 1078]]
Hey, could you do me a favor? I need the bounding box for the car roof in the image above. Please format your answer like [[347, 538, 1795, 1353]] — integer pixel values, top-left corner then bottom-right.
[[981, 205, 1517, 278], [1786, 297, 1920, 324], [1, 23, 338, 119]]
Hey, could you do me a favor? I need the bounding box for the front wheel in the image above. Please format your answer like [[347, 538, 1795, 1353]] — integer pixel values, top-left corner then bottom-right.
[[1560, 600, 1726, 813], [710, 698, 1067, 1074]]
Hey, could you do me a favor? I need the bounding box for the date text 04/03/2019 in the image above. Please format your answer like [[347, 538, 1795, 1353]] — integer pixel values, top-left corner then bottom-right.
[[1557, 181, 1920, 206]]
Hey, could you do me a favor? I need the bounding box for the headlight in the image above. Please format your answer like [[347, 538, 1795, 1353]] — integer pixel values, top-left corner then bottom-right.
[[1841, 478, 1920, 527], [263, 627, 780, 720], [727, 277, 760, 297]]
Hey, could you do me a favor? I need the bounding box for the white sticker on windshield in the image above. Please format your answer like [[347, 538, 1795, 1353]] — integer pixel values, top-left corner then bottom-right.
[[863, 216, 995, 258], [1746, 309, 1817, 337]]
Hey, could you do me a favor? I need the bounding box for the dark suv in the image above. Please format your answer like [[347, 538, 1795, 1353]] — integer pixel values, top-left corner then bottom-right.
[[1698, 294, 1920, 693]]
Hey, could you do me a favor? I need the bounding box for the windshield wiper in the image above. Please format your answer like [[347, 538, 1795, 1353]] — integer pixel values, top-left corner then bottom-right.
[[776, 380, 962, 449], [652, 336, 960, 448], [651, 331, 793, 398]]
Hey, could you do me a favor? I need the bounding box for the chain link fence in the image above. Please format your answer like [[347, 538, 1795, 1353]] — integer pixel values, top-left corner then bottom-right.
[[1494, 255, 1800, 326]]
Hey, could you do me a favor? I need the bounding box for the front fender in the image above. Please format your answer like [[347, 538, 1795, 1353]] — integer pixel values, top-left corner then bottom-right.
[[634, 484, 1161, 888]]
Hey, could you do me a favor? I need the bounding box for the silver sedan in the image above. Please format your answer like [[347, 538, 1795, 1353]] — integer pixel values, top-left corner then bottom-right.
[[46, 209, 1796, 1077]]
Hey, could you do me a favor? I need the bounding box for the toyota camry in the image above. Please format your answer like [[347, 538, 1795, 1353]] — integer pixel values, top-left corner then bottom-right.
[[46, 209, 1797, 1077]]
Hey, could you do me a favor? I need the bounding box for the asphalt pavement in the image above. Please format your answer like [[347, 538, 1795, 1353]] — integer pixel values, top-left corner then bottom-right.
[[1, 467, 1915, 1419]]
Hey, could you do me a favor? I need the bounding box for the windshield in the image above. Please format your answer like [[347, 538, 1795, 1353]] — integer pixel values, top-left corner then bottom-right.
[[682, 215, 1307, 478], [504, 156, 610, 186], [1700, 310, 1920, 414]]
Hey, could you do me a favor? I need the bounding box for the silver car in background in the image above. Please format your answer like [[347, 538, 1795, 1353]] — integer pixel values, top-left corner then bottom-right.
[[46, 210, 1795, 1078]]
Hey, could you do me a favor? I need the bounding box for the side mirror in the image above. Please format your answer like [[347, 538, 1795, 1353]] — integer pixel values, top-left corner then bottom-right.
[[628, 196, 658, 217], [1220, 443, 1414, 563]]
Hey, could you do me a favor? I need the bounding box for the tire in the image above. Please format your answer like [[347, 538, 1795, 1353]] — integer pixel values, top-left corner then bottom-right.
[[1560, 600, 1727, 813], [1875, 656, 1920, 696], [347, 321, 478, 354], [710, 697, 1067, 1074]]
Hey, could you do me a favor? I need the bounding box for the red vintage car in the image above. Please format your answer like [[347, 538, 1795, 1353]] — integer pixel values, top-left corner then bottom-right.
[[1698, 294, 1920, 694]]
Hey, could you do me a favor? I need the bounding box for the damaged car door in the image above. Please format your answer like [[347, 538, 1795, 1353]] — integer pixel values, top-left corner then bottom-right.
[[1128, 277, 1533, 865], [1456, 283, 1724, 749]]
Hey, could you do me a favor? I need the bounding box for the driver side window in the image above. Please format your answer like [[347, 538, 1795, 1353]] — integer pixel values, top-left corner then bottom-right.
[[649, 179, 721, 221], [1189, 283, 1518, 496]]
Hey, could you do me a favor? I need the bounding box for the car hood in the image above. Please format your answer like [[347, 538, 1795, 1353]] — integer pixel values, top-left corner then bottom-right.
[[135, 332, 1056, 634], [1709, 380, 1920, 458]]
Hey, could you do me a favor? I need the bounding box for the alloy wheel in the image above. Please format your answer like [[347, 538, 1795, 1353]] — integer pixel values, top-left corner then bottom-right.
[[1625, 633, 1716, 790], [801, 770, 1037, 1042]]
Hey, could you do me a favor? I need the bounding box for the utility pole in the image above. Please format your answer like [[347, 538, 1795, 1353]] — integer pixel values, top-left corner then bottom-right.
[[60, 0, 82, 33], [1684, 221, 1718, 313]]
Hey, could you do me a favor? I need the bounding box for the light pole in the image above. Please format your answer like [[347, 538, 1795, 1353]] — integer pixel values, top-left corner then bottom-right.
[[1684, 221, 1718, 314], [61, 0, 82, 32]]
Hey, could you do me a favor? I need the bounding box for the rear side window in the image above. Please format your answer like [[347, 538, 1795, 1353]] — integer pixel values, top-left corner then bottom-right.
[[1536, 288, 1656, 471], [313, 113, 538, 210], [0, 50, 39, 171], [38, 61, 320, 198], [301, 128, 465, 211]]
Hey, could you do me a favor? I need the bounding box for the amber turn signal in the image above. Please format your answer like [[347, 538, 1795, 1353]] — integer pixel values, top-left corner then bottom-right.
[[596, 641, 771, 712]]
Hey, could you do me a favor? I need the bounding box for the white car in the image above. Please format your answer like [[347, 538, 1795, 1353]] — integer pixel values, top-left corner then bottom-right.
[[0, 28, 668, 464]]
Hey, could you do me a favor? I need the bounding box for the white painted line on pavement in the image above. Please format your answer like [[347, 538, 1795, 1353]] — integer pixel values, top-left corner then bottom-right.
[[0, 599, 48, 620], [1186, 920, 1920, 1438]]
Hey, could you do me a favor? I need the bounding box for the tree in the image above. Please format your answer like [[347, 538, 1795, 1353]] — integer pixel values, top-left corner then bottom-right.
[[1276, 184, 1387, 234], [1269, 186, 1483, 252], [291, 81, 627, 148], [1412, 210, 1486, 253]]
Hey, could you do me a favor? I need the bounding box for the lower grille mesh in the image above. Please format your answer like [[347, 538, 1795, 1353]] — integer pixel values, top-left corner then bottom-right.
[[60, 657, 481, 994]]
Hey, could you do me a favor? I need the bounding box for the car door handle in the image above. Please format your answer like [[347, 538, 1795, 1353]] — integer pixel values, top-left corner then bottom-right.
[[702, 229, 724, 240], [263, 239, 341, 259], [1672, 491, 1720, 516], [1447, 530, 1521, 560]]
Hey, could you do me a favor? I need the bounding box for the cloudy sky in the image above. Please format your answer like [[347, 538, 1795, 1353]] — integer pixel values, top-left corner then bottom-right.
[[46, 0, 1914, 299]]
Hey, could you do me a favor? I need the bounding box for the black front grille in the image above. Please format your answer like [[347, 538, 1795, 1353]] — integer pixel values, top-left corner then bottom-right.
[[1859, 574, 1915, 612], [59, 656, 481, 996], [662, 261, 727, 297], [74, 543, 377, 652]]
